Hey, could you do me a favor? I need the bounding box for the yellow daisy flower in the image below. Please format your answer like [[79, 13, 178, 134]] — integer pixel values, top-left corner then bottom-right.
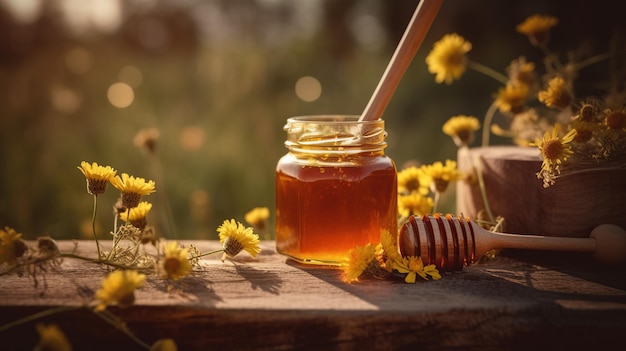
[[377, 229, 402, 269], [533, 124, 576, 173], [398, 193, 434, 219], [421, 160, 464, 193], [120, 201, 152, 230], [538, 76, 572, 109], [150, 339, 178, 351], [244, 207, 270, 231], [576, 101, 600, 122], [494, 83, 530, 114], [217, 219, 261, 261], [341, 243, 377, 283], [442, 115, 481, 147], [35, 323, 72, 351], [110, 173, 156, 209], [603, 109, 626, 141], [77, 161, 117, 196], [425, 33, 472, 85], [392, 256, 441, 283], [159, 241, 192, 281], [571, 119, 600, 144], [397, 166, 431, 196], [516, 14, 558, 47], [95, 270, 146, 311], [0, 226, 27, 266]]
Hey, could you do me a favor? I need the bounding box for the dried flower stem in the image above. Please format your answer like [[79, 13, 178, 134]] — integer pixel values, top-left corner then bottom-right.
[[0, 306, 81, 332], [92, 194, 102, 259], [572, 52, 611, 71], [468, 61, 508, 85], [59, 253, 152, 273], [107, 209, 130, 261], [432, 191, 441, 214], [481, 101, 499, 147], [473, 156, 496, 224], [189, 248, 224, 260], [94, 309, 151, 349]]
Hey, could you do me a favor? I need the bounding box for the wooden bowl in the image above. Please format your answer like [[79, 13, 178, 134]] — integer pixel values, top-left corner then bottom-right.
[[455, 146, 626, 238]]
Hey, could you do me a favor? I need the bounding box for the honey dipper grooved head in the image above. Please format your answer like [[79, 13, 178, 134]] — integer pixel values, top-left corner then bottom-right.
[[590, 224, 626, 265]]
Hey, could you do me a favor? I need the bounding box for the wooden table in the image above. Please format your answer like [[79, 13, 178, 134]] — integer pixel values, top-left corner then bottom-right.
[[2, 240, 626, 350]]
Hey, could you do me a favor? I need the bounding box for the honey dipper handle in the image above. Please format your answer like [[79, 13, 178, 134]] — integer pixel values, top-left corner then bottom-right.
[[482, 223, 626, 265], [480, 229, 596, 254]]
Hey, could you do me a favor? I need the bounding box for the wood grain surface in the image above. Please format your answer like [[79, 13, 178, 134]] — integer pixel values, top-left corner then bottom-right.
[[2, 240, 626, 350]]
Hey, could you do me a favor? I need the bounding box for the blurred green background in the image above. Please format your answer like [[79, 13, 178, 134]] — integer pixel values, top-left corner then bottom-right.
[[0, 0, 620, 240]]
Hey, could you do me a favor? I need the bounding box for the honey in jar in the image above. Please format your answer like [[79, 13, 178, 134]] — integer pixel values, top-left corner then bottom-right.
[[275, 115, 397, 265]]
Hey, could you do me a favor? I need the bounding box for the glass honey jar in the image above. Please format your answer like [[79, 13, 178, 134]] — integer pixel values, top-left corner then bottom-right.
[[275, 115, 398, 265]]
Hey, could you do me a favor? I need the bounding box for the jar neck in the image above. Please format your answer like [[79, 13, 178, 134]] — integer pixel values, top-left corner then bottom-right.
[[284, 115, 387, 155]]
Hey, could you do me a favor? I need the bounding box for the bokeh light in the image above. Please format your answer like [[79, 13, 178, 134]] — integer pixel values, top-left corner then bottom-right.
[[107, 82, 135, 108], [294, 76, 322, 102], [180, 126, 205, 152]]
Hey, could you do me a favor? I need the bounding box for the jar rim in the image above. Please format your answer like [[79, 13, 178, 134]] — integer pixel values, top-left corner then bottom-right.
[[286, 115, 382, 125]]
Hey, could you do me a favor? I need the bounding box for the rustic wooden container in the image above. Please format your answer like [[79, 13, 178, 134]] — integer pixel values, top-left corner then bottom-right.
[[456, 146, 626, 238]]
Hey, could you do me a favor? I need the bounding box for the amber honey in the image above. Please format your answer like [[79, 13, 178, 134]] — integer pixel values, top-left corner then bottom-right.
[[275, 116, 397, 265]]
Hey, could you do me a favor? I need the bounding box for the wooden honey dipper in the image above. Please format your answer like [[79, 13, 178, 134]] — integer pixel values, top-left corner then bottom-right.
[[398, 214, 626, 272]]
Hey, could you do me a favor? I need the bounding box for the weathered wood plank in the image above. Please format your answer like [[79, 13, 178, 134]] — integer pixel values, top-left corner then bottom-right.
[[1, 241, 626, 350]]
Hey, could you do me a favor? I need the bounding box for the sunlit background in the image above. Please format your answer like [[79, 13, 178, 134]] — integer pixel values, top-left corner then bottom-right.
[[0, 0, 620, 240]]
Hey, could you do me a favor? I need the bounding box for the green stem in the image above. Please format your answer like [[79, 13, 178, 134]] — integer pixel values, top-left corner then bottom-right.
[[0, 306, 81, 332], [150, 153, 178, 239], [432, 191, 441, 214], [468, 61, 509, 85], [94, 310, 150, 349], [473, 156, 495, 224], [92, 195, 101, 260], [481, 101, 499, 147], [572, 52, 611, 71], [189, 248, 224, 260]]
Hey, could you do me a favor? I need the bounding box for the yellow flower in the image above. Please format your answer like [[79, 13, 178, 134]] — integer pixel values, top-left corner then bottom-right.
[[35, 323, 72, 351], [442, 115, 481, 147], [421, 160, 463, 193], [378, 229, 402, 267], [603, 109, 626, 140], [425, 33, 472, 84], [398, 193, 434, 219], [110, 173, 156, 209], [507, 57, 536, 87], [95, 270, 146, 311], [571, 119, 600, 144], [150, 339, 178, 351], [217, 219, 261, 261], [532, 124, 576, 173], [577, 101, 600, 122], [397, 166, 431, 196], [134, 128, 160, 155], [159, 241, 192, 281], [0, 226, 27, 266], [244, 207, 270, 231], [392, 256, 441, 283], [120, 201, 152, 230], [77, 161, 117, 196], [341, 243, 376, 283], [538, 76, 572, 109], [494, 83, 530, 114], [516, 14, 558, 47]]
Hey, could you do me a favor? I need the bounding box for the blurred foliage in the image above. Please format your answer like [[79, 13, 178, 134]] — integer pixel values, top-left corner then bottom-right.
[[0, 0, 621, 240]]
